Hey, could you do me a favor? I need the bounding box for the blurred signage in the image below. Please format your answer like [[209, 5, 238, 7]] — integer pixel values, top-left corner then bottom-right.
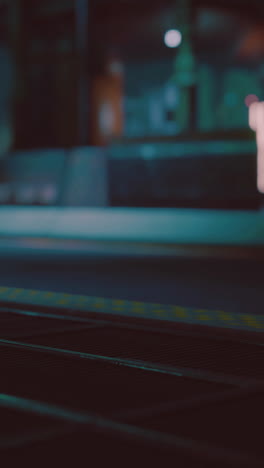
[[0, 181, 59, 206], [0, 149, 66, 205], [0, 147, 109, 207], [91, 76, 124, 145], [91, 56, 124, 146], [62, 147, 109, 207]]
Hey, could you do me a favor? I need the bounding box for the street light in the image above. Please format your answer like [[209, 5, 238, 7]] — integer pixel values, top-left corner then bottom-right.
[[164, 30, 182, 48]]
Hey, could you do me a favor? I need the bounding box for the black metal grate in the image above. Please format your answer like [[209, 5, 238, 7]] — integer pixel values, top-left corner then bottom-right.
[[136, 392, 264, 458], [0, 407, 65, 439], [2, 424, 233, 468], [0, 311, 94, 339], [1, 309, 264, 467], [20, 326, 264, 381], [0, 344, 230, 417]]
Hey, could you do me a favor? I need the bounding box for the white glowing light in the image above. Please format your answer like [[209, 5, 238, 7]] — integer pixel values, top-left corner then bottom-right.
[[249, 101, 264, 193], [164, 30, 182, 48]]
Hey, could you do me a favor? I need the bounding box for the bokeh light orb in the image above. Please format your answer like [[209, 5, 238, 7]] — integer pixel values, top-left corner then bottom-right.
[[164, 30, 182, 48]]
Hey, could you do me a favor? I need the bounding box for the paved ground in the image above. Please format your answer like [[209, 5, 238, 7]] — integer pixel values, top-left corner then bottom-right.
[[0, 240, 263, 317], [1, 239, 264, 466]]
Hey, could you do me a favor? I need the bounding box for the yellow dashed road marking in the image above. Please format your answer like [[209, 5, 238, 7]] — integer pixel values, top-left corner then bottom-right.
[[218, 312, 235, 322], [0, 286, 264, 333], [44, 292, 55, 298], [29, 290, 39, 296], [153, 308, 167, 317], [113, 300, 125, 306], [195, 310, 212, 321], [93, 302, 105, 309], [172, 307, 188, 319], [241, 315, 263, 329], [7, 289, 23, 300], [57, 299, 70, 305]]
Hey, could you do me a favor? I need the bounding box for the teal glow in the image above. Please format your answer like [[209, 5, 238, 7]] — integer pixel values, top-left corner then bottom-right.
[[0, 394, 87, 422]]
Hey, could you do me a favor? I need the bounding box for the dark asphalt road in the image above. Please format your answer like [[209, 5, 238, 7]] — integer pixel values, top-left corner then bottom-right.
[[1, 243, 264, 467], [0, 243, 263, 316]]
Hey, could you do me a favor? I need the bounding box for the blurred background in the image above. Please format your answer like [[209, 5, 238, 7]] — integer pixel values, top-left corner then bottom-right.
[[1, 5, 264, 464], [0, 0, 263, 212]]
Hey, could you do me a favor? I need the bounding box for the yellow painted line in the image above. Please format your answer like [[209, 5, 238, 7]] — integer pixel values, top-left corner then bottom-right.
[[112, 299, 126, 311], [153, 309, 167, 318], [196, 310, 212, 321], [132, 302, 146, 309], [44, 292, 56, 299], [0, 285, 264, 332], [76, 296, 91, 307], [6, 288, 24, 299], [112, 300, 125, 306], [241, 315, 264, 329], [28, 290, 39, 296], [94, 301, 105, 307], [171, 307, 189, 319], [56, 294, 73, 306], [218, 312, 235, 322], [77, 296, 88, 302], [56, 299, 70, 305]]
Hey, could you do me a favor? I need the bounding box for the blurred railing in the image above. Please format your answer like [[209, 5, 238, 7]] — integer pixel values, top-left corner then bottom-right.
[[0, 136, 259, 210]]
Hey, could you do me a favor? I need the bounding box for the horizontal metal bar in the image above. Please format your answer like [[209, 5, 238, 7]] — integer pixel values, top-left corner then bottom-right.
[[0, 207, 264, 245], [110, 140, 256, 159], [0, 338, 259, 387]]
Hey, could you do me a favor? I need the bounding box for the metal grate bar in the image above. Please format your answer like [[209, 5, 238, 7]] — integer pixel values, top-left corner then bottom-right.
[[0, 393, 259, 468], [0, 338, 256, 387]]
